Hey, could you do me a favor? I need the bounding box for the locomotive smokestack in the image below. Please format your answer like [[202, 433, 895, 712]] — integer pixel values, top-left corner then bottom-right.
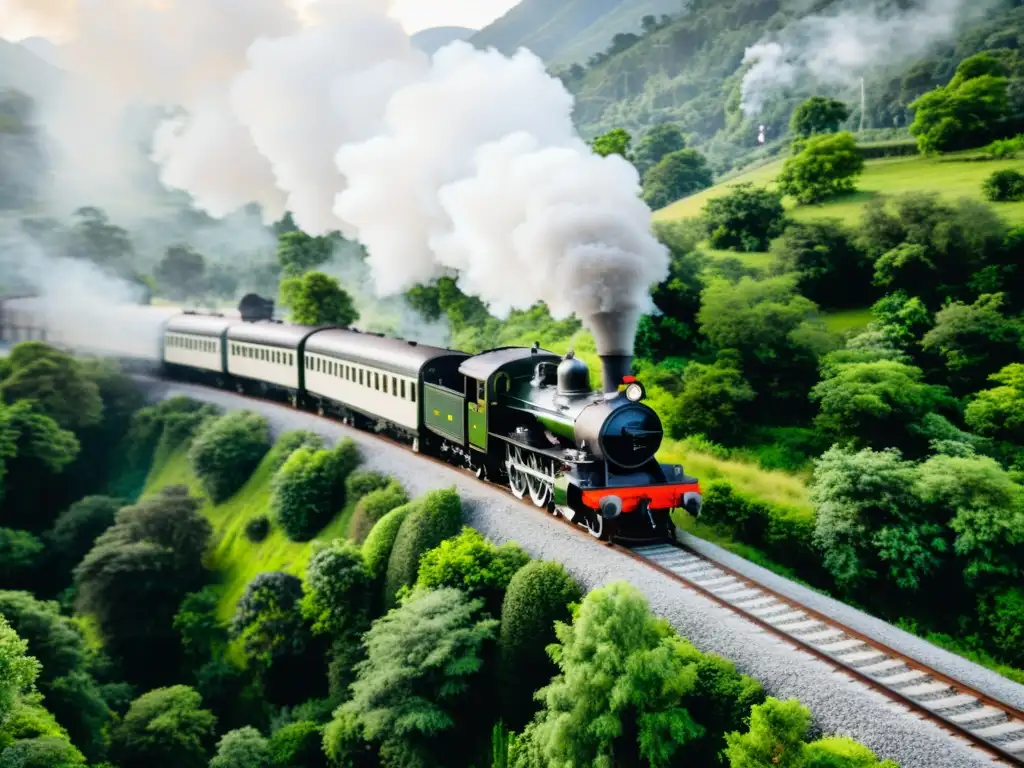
[[588, 309, 636, 394]]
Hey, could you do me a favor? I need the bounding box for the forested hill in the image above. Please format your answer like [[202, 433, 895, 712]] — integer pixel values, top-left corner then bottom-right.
[[469, 0, 683, 67], [559, 0, 1024, 169], [0, 39, 59, 97], [411, 26, 476, 55]]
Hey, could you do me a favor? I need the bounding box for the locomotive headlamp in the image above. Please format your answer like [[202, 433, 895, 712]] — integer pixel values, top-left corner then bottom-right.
[[625, 382, 645, 402]]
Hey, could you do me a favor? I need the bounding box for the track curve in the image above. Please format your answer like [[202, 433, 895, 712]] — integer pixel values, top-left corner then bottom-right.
[[137, 375, 1024, 768]]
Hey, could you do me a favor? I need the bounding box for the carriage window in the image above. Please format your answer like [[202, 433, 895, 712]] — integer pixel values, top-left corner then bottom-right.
[[359, 369, 364, 386], [392, 376, 398, 396], [400, 380, 406, 399], [374, 372, 380, 391], [383, 376, 388, 394], [411, 385, 416, 403]]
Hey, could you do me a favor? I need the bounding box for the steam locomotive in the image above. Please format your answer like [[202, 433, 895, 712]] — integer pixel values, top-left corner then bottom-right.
[[2, 294, 703, 542]]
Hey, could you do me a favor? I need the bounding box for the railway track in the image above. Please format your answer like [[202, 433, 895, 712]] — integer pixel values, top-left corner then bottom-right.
[[138, 374, 1024, 767], [626, 542, 1024, 767]]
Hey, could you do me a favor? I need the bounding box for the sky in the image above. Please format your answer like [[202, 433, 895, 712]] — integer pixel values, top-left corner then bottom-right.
[[0, 0, 522, 42], [391, 0, 520, 34]]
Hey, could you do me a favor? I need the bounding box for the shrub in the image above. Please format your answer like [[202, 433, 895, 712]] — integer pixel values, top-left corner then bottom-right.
[[0, 530, 43, 588], [983, 169, 1024, 202], [778, 132, 864, 204], [362, 503, 416, 582], [0, 736, 86, 768], [347, 482, 409, 543], [345, 469, 390, 502], [383, 488, 463, 609], [45, 496, 121, 576], [188, 411, 271, 503], [267, 721, 327, 768], [857, 140, 919, 159], [208, 727, 269, 768], [245, 516, 271, 543], [771, 219, 874, 309], [498, 561, 582, 730], [982, 135, 1024, 158], [266, 430, 325, 473], [272, 439, 361, 541], [642, 149, 714, 209], [704, 183, 786, 252], [415, 528, 530, 616]]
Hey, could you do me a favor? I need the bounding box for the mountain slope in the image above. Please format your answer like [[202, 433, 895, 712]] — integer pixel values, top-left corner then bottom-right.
[[470, 0, 681, 65], [411, 26, 475, 55], [564, 0, 1024, 168], [0, 39, 60, 98]]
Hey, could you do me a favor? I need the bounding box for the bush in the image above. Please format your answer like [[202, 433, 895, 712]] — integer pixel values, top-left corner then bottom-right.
[[771, 219, 874, 309], [703, 183, 786, 252], [272, 439, 361, 541], [266, 430, 325, 473], [0, 736, 86, 768], [188, 411, 271, 503], [267, 721, 327, 768], [344, 469, 390, 502], [0, 529, 43, 588], [415, 527, 530, 616], [383, 488, 463, 608], [642, 149, 714, 209], [778, 132, 864, 204], [982, 135, 1024, 158], [347, 481, 409, 543], [362, 503, 416, 582], [208, 727, 269, 768], [983, 169, 1024, 202], [245, 516, 271, 543], [856, 139, 919, 159], [498, 561, 582, 730], [45, 496, 121, 576]]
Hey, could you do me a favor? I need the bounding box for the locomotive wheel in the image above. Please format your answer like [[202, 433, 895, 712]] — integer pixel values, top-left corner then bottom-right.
[[506, 445, 527, 500], [585, 512, 609, 541], [526, 453, 554, 509]]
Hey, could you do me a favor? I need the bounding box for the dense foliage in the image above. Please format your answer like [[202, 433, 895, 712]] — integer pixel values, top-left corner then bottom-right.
[[272, 439, 360, 540], [188, 411, 271, 502], [704, 183, 786, 252], [777, 132, 865, 205]]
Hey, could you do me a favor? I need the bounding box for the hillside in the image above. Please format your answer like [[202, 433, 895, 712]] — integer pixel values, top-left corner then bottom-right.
[[410, 26, 476, 55], [655, 151, 1024, 227], [470, 0, 681, 66], [0, 39, 60, 98], [563, 0, 1024, 166]]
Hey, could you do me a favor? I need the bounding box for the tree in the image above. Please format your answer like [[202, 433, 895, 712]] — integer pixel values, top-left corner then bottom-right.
[[965, 364, 1024, 443], [45, 496, 122, 581], [330, 588, 497, 768], [921, 293, 1024, 395], [771, 219, 874, 309], [362, 503, 416, 582], [809, 446, 939, 592], [723, 697, 810, 768], [588, 128, 633, 159], [272, 440, 361, 541], [73, 486, 212, 687], [497, 561, 581, 731], [810, 360, 954, 453], [267, 721, 328, 768], [209, 727, 269, 768], [348, 482, 409, 543], [642, 149, 713, 209], [173, 586, 228, 670], [277, 231, 333, 277], [777, 132, 864, 205], [0, 530, 43, 589], [0, 736, 86, 767], [384, 488, 464, 609], [66, 207, 135, 275], [188, 411, 271, 503], [636, 228, 707, 361], [279, 271, 358, 327], [704, 183, 786, 253], [0, 343, 103, 431], [155, 245, 206, 299], [634, 123, 686, 176], [910, 55, 1010, 153], [521, 581, 704, 767], [0, 616, 40, 727], [414, 528, 530, 617], [790, 96, 851, 137], [673, 360, 757, 442], [109, 686, 216, 768], [231, 572, 322, 706]]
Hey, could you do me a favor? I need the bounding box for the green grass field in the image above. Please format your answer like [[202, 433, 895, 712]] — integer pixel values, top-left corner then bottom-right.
[[654, 151, 1024, 226], [143, 444, 355, 622]]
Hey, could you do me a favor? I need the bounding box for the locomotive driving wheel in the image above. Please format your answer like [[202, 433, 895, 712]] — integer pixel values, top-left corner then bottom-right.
[[506, 445, 527, 500], [525, 453, 554, 510]]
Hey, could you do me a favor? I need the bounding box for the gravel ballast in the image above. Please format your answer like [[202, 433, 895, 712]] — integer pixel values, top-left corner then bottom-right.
[[141, 379, 1012, 768]]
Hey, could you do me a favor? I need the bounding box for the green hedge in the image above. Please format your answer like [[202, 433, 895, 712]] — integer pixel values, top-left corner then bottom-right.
[[347, 482, 409, 543], [362, 502, 416, 582], [857, 140, 919, 159]]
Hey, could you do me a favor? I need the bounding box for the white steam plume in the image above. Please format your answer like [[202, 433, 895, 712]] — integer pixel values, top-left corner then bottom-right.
[[18, 0, 669, 356], [740, 0, 1001, 117]]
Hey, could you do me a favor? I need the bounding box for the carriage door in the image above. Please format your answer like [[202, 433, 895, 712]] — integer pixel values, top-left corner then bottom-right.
[[467, 377, 488, 451]]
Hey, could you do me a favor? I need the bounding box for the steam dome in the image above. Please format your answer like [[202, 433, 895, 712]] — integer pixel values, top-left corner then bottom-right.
[[557, 351, 590, 396]]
